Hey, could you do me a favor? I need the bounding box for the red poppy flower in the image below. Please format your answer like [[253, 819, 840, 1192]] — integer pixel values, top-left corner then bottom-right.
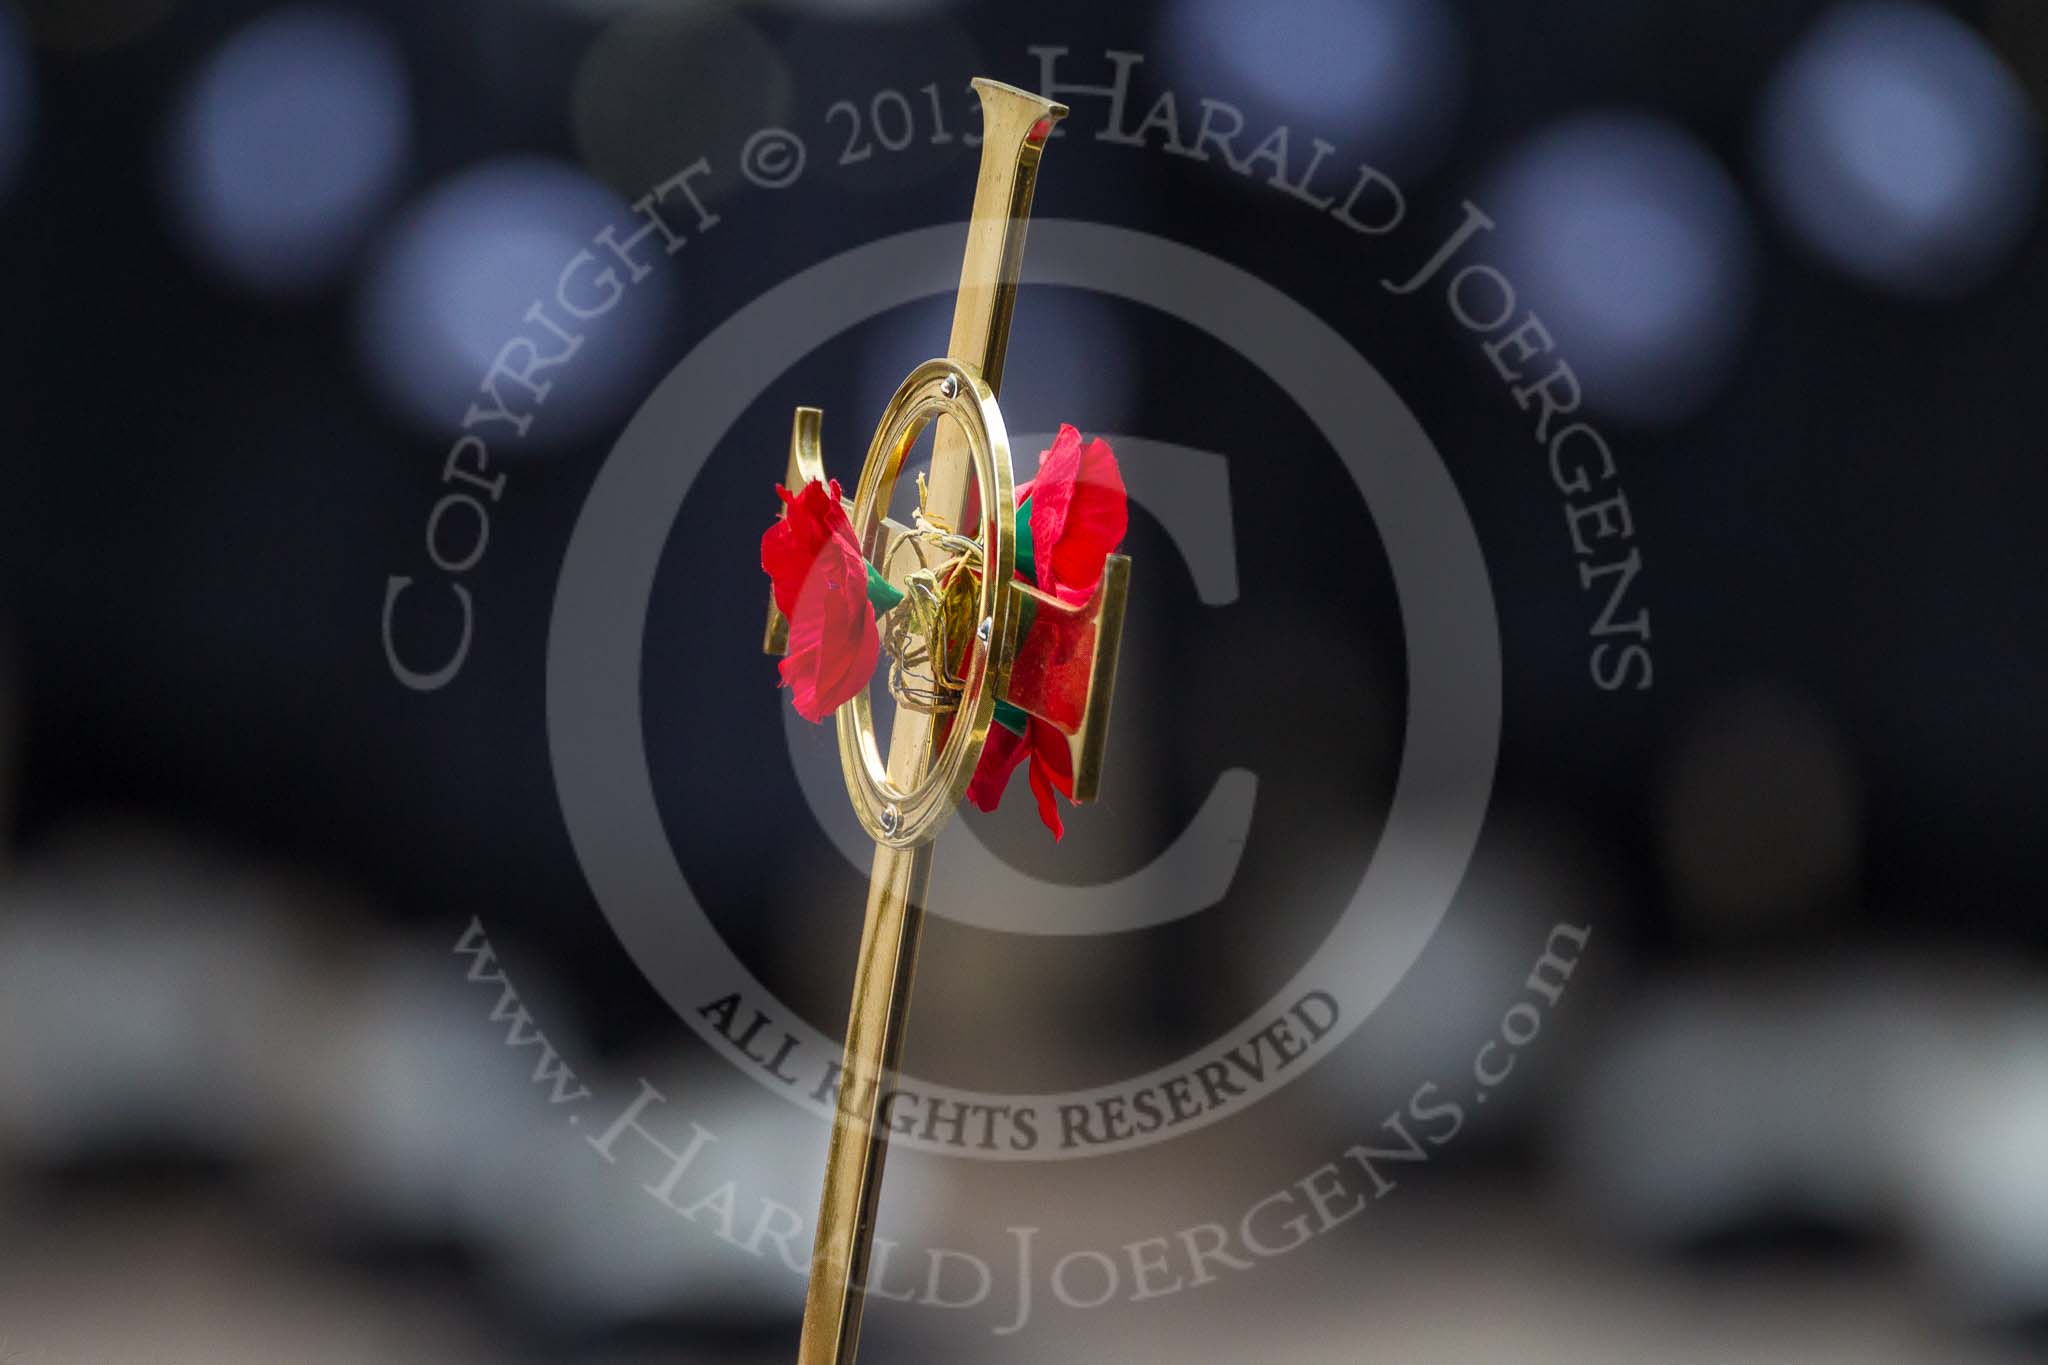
[[1027, 424, 1127, 605], [966, 706, 1075, 839], [967, 427, 1126, 838], [761, 478, 882, 723]]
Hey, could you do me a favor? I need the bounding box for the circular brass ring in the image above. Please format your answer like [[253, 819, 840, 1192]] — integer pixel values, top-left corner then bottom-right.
[[837, 359, 1017, 848]]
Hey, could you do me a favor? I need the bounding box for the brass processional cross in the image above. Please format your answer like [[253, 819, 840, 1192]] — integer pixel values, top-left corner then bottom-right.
[[761, 78, 1131, 1365]]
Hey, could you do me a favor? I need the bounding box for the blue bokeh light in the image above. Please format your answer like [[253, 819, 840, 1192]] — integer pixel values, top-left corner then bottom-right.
[[0, 5, 33, 199], [1484, 113, 1757, 426], [1162, 0, 1466, 174], [1759, 2, 2041, 298], [164, 6, 411, 294], [356, 158, 676, 448]]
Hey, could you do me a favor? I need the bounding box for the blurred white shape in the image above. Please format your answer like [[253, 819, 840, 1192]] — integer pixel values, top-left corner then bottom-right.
[[164, 6, 410, 294], [477, 1057, 979, 1328], [475, 1060, 821, 1325], [1660, 684, 1861, 935], [0, 829, 320, 1163], [1560, 968, 1925, 1244], [1568, 995, 1801, 1242], [1161, 0, 1465, 174], [1560, 958, 2048, 1277], [1894, 1006, 2048, 1321], [357, 158, 674, 446], [1358, 811, 1614, 1134], [1485, 113, 1757, 426], [1760, 2, 2041, 298], [1792, 967, 1964, 1222], [0, 4, 32, 199], [307, 946, 562, 1242], [0, 1199, 498, 1365], [857, 289, 1141, 442]]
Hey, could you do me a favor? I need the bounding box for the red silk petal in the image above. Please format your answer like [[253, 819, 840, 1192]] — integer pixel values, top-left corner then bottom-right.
[[1027, 426, 1083, 557], [1030, 715, 1075, 798], [764, 478, 884, 722], [778, 531, 879, 723], [968, 715, 1073, 839], [967, 721, 1030, 811], [761, 478, 852, 618], [1025, 741, 1066, 840], [1045, 436, 1128, 604], [1028, 427, 1128, 605], [962, 428, 1123, 839]]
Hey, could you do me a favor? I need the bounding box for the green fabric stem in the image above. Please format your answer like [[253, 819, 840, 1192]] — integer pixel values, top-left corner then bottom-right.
[[1014, 497, 1036, 584], [866, 563, 905, 613], [993, 698, 1030, 737]]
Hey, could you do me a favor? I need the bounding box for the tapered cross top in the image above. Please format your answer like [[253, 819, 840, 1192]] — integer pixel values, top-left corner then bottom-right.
[[759, 78, 1130, 1365]]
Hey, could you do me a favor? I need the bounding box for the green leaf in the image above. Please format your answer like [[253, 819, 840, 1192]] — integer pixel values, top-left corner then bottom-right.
[[1014, 496, 1037, 585], [866, 562, 905, 613]]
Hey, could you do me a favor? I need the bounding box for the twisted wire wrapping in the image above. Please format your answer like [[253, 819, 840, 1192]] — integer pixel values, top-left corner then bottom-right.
[[878, 513, 984, 715]]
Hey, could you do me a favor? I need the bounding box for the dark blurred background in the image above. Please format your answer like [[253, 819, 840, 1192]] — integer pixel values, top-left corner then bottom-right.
[[3, 0, 2045, 1361]]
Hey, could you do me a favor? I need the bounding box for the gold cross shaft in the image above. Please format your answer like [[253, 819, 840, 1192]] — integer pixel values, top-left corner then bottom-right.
[[795, 79, 1066, 1365]]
